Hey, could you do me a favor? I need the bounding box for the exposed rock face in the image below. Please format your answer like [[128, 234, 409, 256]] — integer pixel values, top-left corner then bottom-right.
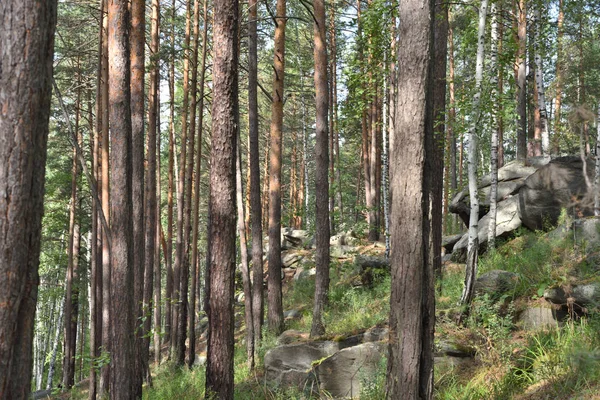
[[544, 283, 600, 310], [452, 196, 522, 259], [309, 343, 383, 399], [517, 307, 559, 331], [264, 341, 339, 387], [473, 270, 519, 297], [519, 156, 595, 230]]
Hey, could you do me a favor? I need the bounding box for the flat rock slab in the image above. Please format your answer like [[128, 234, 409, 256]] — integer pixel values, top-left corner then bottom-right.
[[265, 341, 339, 387], [310, 342, 383, 399]]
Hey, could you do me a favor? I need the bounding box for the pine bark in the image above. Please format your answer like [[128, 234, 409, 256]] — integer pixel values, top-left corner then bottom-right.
[[248, 0, 264, 347], [386, 0, 434, 397], [189, 0, 209, 369], [553, 0, 564, 153], [205, 0, 239, 393], [144, 0, 160, 376], [107, 0, 136, 397], [310, 0, 331, 338], [532, 2, 549, 158], [130, 0, 146, 393], [63, 81, 82, 390], [172, 0, 192, 361], [0, 1, 57, 398], [267, 0, 287, 334]]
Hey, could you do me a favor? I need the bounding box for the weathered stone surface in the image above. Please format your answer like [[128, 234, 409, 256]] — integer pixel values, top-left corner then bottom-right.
[[310, 343, 383, 399], [517, 307, 558, 331], [282, 251, 303, 268], [443, 233, 466, 253], [435, 340, 476, 358], [284, 309, 302, 320], [331, 245, 357, 259], [473, 270, 519, 297], [453, 196, 522, 257], [519, 156, 595, 231], [544, 283, 600, 309], [265, 342, 339, 387], [277, 330, 310, 345], [572, 218, 600, 251], [450, 160, 540, 226], [294, 267, 316, 281]]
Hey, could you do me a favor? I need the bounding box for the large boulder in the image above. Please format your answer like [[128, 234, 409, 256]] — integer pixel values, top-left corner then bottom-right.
[[473, 270, 519, 297], [450, 160, 540, 226], [310, 343, 383, 398], [265, 341, 339, 387], [452, 196, 522, 259], [519, 156, 595, 230], [544, 282, 600, 310]]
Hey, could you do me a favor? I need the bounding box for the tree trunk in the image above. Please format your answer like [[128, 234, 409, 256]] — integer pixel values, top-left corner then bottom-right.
[[172, 0, 192, 361], [47, 298, 65, 391], [143, 0, 160, 378], [516, 0, 527, 161], [595, 106, 600, 216], [236, 132, 255, 367], [267, 0, 286, 335], [310, 0, 330, 338], [89, 7, 103, 392], [154, 82, 163, 367], [130, 0, 146, 393], [0, 1, 57, 398], [248, 0, 264, 348], [165, 0, 177, 347], [205, 0, 239, 393], [189, 0, 209, 369], [431, 0, 448, 281], [553, 0, 564, 153], [63, 76, 82, 390], [108, 0, 136, 397], [532, 2, 549, 158], [488, 2, 499, 250], [386, 0, 434, 397], [460, 0, 488, 315], [99, 0, 111, 393]]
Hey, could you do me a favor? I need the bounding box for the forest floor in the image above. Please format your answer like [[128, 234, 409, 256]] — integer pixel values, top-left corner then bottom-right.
[[57, 227, 600, 399]]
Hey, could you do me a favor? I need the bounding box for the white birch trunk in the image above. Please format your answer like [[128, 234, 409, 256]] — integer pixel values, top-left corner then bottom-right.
[[460, 0, 488, 308], [46, 297, 65, 390], [488, 3, 499, 249], [534, 2, 550, 158]]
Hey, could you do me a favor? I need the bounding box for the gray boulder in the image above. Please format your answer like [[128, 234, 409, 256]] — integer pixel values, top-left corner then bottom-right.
[[282, 251, 303, 268], [519, 156, 595, 231], [310, 343, 383, 399], [452, 196, 522, 258], [473, 270, 519, 297], [544, 282, 600, 310], [265, 342, 339, 387], [517, 307, 558, 331], [277, 330, 310, 345], [294, 267, 316, 281]]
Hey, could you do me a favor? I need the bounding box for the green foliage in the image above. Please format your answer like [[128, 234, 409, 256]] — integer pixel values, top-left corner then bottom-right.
[[143, 365, 206, 400]]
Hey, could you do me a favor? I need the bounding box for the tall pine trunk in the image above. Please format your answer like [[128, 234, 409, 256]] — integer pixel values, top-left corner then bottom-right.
[[205, 0, 239, 393], [107, 0, 136, 397], [310, 0, 331, 338], [267, 0, 287, 334], [0, 1, 57, 398], [386, 0, 434, 396]]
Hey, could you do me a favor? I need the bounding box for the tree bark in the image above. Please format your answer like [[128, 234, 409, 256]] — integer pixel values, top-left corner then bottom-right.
[[172, 0, 192, 361], [144, 0, 160, 377], [516, 0, 527, 161], [248, 0, 264, 349], [63, 75, 82, 390], [553, 0, 564, 153], [532, 1, 549, 158], [107, 0, 136, 397], [488, 2, 499, 250], [205, 0, 239, 393], [267, 0, 286, 334], [0, 1, 57, 398], [460, 0, 488, 315], [386, 0, 434, 397], [130, 0, 146, 393], [310, 0, 330, 338]]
